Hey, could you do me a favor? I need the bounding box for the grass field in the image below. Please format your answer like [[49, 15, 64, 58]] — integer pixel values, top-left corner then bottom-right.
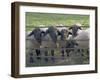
[[25, 12, 89, 31]]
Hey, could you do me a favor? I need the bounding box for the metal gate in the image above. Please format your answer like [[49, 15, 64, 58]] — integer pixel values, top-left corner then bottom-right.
[[26, 45, 89, 67]]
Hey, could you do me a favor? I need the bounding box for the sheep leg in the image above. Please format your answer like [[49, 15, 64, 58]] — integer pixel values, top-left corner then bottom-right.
[[29, 53, 34, 63], [79, 49, 84, 56], [81, 49, 84, 56], [66, 49, 70, 57], [35, 49, 41, 60], [29, 57, 34, 63], [86, 49, 89, 60], [77, 49, 83, 56], [61, 48, 65, 57], [86, 49, 89, 55], [51, 50, 55, 62], [44, 50, 49, 62]]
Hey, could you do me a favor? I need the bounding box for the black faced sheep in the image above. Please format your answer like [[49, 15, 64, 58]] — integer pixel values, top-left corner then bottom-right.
[[57, 29, 69, 57], [69, 23, 82, 38], [57, 27, 78, 58], [26, 28, 45, 61], [69, 24, 89, 56], [67, 23, 89, 56], [74, 28, 89, 48], [41, 26, 60, 62]]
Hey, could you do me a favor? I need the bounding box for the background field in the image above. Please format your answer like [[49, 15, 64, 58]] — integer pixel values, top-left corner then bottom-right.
[[25, 12, 89, 31]]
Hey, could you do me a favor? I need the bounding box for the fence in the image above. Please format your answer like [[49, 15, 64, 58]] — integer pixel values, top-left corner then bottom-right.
[[26, 26, 89, 67], [26, 25, 89, 31], [26, 40, 89, 67]]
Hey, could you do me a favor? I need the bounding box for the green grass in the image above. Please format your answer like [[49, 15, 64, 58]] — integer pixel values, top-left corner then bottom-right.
[[25, 12, 89, 31]]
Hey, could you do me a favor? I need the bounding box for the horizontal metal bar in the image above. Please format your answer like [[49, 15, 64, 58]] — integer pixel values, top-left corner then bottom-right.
[[27, 54, 89, 58], [28, 47, 89, 50], [26, 39, 89, 41], [26, 25, 89, 28], [29, 56, 72, 58]]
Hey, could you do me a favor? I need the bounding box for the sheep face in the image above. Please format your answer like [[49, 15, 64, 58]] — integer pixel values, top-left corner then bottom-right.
[[28, 28, 45, 44], [60, 29, 69, 40], [45, 26, 59, 43], [69, 24, 81, 37]]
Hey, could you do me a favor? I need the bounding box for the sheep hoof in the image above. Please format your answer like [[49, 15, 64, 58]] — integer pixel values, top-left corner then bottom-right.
[[44, 58, 48, 62], [51, 57, 55, 62], [29, 57, 34, 63], [37, 57, 41, 60], [61, 56, 65, 60], [62, 55, 65, 57], [67, 53, 70, 57], [81, 54, 84, 56]]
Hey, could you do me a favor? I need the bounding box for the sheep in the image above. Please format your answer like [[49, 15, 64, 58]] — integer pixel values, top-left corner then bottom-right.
[[69, 23, 89, 48], [57, 29, 69, 56], [41, 26, 59, 48], [68, 23, 82, 38], [68, 23, 89, 56], [58, 29, 69, 41], [74, 28, 89, 48], [40, 27, 48, 32], [72, 28, 90, 64], [70, 28, 89, 56], [41, 26, 60, 62], [57, 28, 78, 57], [26, 28, 45, 61], [57, 27, 67, 32], [26, 31, 31, 37]]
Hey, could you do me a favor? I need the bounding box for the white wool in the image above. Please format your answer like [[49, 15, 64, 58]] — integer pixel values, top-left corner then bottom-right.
[[68, 34, 73, 40], [40, 28, 48, 32], [39, 25, 45, 27], [74, 28, 89, 48], [25, 31, 31, 36], [75, 23, 82, 26], [57, 27, 67, 32]]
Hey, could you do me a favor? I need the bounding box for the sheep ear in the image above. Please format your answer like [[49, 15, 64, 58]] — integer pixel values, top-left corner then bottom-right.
[[69, 27, 72, 30], [41, 31, 46, 36], [78, 27, 82, 30], [75, 42, 78, 46], [57, 30, 61, 35], [45, 29, 49, 34], [68, 32, 72, 35], [28, 30, 34, 36], [41, 31, 45, 34]]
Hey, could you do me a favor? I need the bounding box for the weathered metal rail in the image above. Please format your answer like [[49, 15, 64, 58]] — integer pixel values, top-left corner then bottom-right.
[[26, 25, 89, 28]]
